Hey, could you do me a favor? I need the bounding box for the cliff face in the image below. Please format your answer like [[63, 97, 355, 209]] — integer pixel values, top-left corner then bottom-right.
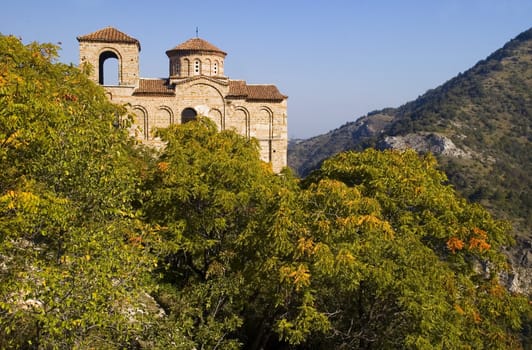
[[380, 133, 474, 159], [288, 28, 532, 294]]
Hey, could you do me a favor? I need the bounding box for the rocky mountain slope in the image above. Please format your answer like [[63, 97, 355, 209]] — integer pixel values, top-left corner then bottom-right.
[[288, 28, 531, 293]]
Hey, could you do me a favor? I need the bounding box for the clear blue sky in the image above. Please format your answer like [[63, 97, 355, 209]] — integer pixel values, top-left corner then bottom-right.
[[1, 0, 531, 138]]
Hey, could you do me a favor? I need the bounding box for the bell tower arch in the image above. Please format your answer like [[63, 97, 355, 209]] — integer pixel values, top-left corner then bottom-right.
[[77, 27, 140, 86]]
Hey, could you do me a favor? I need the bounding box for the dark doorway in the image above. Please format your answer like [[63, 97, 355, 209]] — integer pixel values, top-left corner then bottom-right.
[[181, 108, 197, 124]]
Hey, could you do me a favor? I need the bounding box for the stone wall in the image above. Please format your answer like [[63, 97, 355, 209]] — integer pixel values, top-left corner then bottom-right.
[[106, 81, 288, 173], [79, 42, 139, 86], [79, 29, 287, 172]]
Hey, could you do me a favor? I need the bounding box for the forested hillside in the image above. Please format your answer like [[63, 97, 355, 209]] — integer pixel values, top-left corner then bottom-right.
[[1, 34, 530, 349], [289, 28, 531, 271]]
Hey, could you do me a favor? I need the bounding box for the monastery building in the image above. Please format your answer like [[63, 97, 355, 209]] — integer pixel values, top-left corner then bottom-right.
[[77, 27, 287, 172]]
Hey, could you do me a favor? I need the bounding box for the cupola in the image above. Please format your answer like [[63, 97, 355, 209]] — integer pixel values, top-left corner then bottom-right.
[[166, 38, 227, 79]]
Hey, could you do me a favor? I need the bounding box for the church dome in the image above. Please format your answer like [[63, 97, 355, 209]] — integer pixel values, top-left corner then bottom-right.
[[166, 37, 226, 57], [166, 37, 227, 78]]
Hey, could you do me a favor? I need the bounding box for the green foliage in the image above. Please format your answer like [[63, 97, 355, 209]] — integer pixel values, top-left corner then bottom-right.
[[143, 118, 269, 348], [1, 34, 529, 349], [144, 119, 530, 349], [386, 29, 532, 236], [300, 149, 528, 348], [0, 34, 157, 348], [143, 118, 331, 348], [288, 28, 532, 241]]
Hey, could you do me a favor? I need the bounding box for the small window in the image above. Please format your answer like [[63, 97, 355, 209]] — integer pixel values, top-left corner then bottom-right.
[[194, 60, 201, 75], [213, 61, 218, 75], [181, 108, 197, 123]]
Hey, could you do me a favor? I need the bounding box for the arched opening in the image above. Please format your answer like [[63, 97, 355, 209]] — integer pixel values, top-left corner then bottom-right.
[[99, 50, 119, 85], [205, 58, 211, 75], [209, 108, 223, 130], [183, 58, 190, 76], [227, 107, 249, 138], [194, 59, 201, 75], [174, 60, 180, 76], [152, 106, 173, 137], [132, 106, 148, 140], [181, 108, 197, 124]]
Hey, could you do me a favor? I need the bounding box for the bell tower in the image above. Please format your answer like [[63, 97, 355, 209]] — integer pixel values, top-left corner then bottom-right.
[[77, 27, 140, 86]]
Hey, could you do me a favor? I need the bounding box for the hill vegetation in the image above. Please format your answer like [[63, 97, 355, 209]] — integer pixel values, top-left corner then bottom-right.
[[1, 34, 530, 349], [289, 28, 532, 281]]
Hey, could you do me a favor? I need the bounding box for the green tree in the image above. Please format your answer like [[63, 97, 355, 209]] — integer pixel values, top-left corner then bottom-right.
[[2, 34, 528, 349], [0, 35, 159, 348], [143, 117, 529, 349], [296, 149, 529, 349], [143, 118, 295, 349]]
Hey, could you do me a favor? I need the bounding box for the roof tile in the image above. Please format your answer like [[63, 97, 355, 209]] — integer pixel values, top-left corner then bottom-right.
[[133, 79, 175, 96], [227, 80, 286, 101], [227, 80, 248, 97], [77, 27, 140, 50], [167, 37, 226, 56]]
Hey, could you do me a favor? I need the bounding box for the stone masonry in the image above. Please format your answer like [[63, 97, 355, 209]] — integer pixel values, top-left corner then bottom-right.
[[77, 27, 288, 172]]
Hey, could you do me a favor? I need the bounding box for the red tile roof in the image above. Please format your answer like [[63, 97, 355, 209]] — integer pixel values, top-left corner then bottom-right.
[[226, 80, 248, 97], [166, 38, 226, 57], [247, 85, 287, 101], [131, 78, 285, 101], [77, 27, 140, 50], [227, 80, 287, 101], [133, 79, 175, 96]]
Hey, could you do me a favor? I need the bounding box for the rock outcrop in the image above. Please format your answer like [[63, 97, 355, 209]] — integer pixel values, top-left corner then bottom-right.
[[380, 133, 473, 159]]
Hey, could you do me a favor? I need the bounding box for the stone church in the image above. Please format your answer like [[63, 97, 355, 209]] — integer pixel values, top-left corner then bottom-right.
[[77, 27, 288, 172]]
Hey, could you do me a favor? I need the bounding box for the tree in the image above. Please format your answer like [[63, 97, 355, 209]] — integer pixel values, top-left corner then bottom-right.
[[296, 149, 529, 349], [0, 35, 158, 348], [143, 119, 530, 349], [2, 34, 528, 349], [143, 118, 293, 349]]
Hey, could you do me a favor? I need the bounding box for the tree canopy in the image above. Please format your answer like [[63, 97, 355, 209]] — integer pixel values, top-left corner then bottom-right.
[[0, 34, 157, 348], [0, 35, 530, 349]]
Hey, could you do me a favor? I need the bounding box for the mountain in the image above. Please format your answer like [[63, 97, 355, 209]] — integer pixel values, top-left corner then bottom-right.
[[288, 28, 532, 292]]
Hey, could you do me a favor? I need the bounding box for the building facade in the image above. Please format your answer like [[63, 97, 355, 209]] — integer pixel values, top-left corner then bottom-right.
[[77, 27, 288, 172]]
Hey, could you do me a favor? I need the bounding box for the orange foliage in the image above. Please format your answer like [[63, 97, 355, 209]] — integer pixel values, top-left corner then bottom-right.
[[472, 227, 488, 238], [281, 264, 311, 291], [63, 93, 78, 102], [157, 161, 169, 172], [469, 237, 491, 252], [447, 236, 464, 253], [468, 227, 490, 252], [128, 235, 143, 247], [489, 283, 505, 298]]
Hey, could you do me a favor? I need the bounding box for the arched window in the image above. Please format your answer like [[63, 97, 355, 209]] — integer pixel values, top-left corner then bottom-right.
[[194, 59, 201, 75], [205, 58, 211, 75], [213, 61, 218, 75], [183, 58, 190, 76], [172, 59, 180, 76], [181, 108, 197, 124], [98, 50, 119, 85]]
